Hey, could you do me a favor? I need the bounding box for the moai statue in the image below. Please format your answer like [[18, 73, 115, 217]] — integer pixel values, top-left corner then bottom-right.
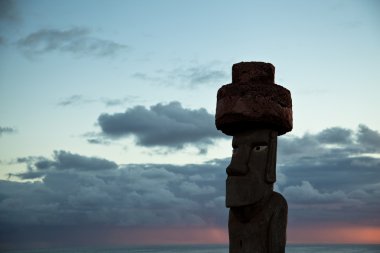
[[215, 62, 293, 253]]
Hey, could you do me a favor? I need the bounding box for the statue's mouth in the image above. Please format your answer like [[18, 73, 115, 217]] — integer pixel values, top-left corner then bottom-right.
[[225, 176, 265, 208]]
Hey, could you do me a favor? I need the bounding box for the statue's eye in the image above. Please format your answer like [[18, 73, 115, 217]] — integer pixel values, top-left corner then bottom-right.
[[232, 146, 238, 155], [253, 145, 268, 152]]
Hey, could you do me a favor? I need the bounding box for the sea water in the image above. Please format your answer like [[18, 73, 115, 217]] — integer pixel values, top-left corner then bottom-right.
[[3, 244, 380, 253]]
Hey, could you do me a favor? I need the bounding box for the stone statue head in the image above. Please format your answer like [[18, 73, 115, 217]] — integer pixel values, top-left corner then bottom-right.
[[214, 62, 292, 208], [225, 129, 277, 207]]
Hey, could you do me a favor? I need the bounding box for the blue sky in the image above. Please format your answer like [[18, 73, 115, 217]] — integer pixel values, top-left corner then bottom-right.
[[0, 0, 380, 249]]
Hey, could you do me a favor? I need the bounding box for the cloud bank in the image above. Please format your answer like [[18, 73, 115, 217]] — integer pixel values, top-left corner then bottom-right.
[[277, 125, 380, 226], [1, 125, 380, 247], [1, 151, 228, 248]]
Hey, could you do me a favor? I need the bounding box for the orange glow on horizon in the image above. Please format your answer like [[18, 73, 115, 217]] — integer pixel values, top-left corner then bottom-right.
[[95, 225, 380, 246], [106, 227, 229, 245], [288, 225, 380, 244]]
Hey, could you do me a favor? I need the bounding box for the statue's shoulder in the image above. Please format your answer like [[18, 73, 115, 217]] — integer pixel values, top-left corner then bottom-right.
[[270, 191, 288, 209]]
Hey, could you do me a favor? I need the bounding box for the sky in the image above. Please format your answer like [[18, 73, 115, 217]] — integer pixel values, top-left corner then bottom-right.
[[0, 0, 380, 249]]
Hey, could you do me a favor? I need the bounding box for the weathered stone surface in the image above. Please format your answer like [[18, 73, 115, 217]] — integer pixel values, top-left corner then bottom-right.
[[232, 62, 275, 84], [225, 129, 277, 207], [215, 62, 293, 136], [225, 129, 287, 253], [215, 62, 291, 253], [229, 192, 287, 253]]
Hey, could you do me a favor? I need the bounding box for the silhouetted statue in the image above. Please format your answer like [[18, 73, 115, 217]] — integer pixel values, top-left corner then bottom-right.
[[215, 62, 293, 253]]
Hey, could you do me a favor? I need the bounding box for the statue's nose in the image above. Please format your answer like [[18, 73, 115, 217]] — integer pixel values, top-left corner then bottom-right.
[[226, 146, 250, 176]]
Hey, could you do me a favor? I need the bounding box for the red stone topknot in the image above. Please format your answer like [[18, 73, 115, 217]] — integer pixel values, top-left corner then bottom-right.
[[215, 61, 293, 136]]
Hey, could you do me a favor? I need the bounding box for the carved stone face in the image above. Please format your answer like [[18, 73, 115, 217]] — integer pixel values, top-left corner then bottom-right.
[[226, 129, 277, 207]]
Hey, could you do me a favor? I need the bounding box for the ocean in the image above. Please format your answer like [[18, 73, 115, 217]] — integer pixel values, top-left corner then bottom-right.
[[2, 244, 380, 253]]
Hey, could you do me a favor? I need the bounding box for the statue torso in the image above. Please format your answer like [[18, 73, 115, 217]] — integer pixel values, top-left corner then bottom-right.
[[228, 192, 287, 253]]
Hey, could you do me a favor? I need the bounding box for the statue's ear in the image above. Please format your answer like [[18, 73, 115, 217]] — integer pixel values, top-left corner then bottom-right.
[[266, 131, 277, 183]]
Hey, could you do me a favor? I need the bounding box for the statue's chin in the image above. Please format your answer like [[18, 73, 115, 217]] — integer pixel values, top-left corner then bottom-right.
[[225, 176, 265, 207]]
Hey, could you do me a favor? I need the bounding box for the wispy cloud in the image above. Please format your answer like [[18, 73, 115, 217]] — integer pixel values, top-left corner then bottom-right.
[[132, 64, 228, 89], [102, 97, 132, 107], [17, 27, 127, 58], [0, 126, 16, 136], [96, 101, 226, 151], [57, 95, 92, 106], [57, 95, 136, 107], [174, 66, 228, 88]]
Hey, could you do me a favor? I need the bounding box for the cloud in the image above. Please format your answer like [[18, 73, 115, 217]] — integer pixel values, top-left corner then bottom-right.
[[57, 150, 114, 170], [0, 126, 16, 136], [57, 95, 91, 106], [97, 101, 225, 149], [316, 126, 353, 144], [132, 64, 228, 89], [15, 151, 117, 180], [49, 150, 117, 171], [131, 72, 158, 82], [357, 124, 380, 152], [179, 181, 216, 195], [276, 125, 380, 226], [17, 27, 127, 58], [173, 66, 228, 88], [86, 137, 110, 145], [283, 181, 349, 204], [277, 124, 380, 165], [2, 152, 229, 231], [102, 97, 134, 107], [0, 0, 20, 23], [58, 94, 135, 107], [1, 125, 380, 248]]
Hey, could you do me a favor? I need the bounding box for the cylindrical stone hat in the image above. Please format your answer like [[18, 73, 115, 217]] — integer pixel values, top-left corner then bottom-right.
[[215, 62, 293, 136]]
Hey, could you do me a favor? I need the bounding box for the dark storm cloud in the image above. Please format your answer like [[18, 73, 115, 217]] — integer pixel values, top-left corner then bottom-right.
[[2, 152, 229, 230], [51, 150, 118, 171], [277, 125, 380, 226], [356, 124, 380, 152], [316, 126, 353, 144], [15, 151, 117, 179], [1, 125, 380, 248], [0, 126, 16, 136], [17, 27, 127, 58], [97, 101, 225, 149], [278, 124, 380, 162]]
